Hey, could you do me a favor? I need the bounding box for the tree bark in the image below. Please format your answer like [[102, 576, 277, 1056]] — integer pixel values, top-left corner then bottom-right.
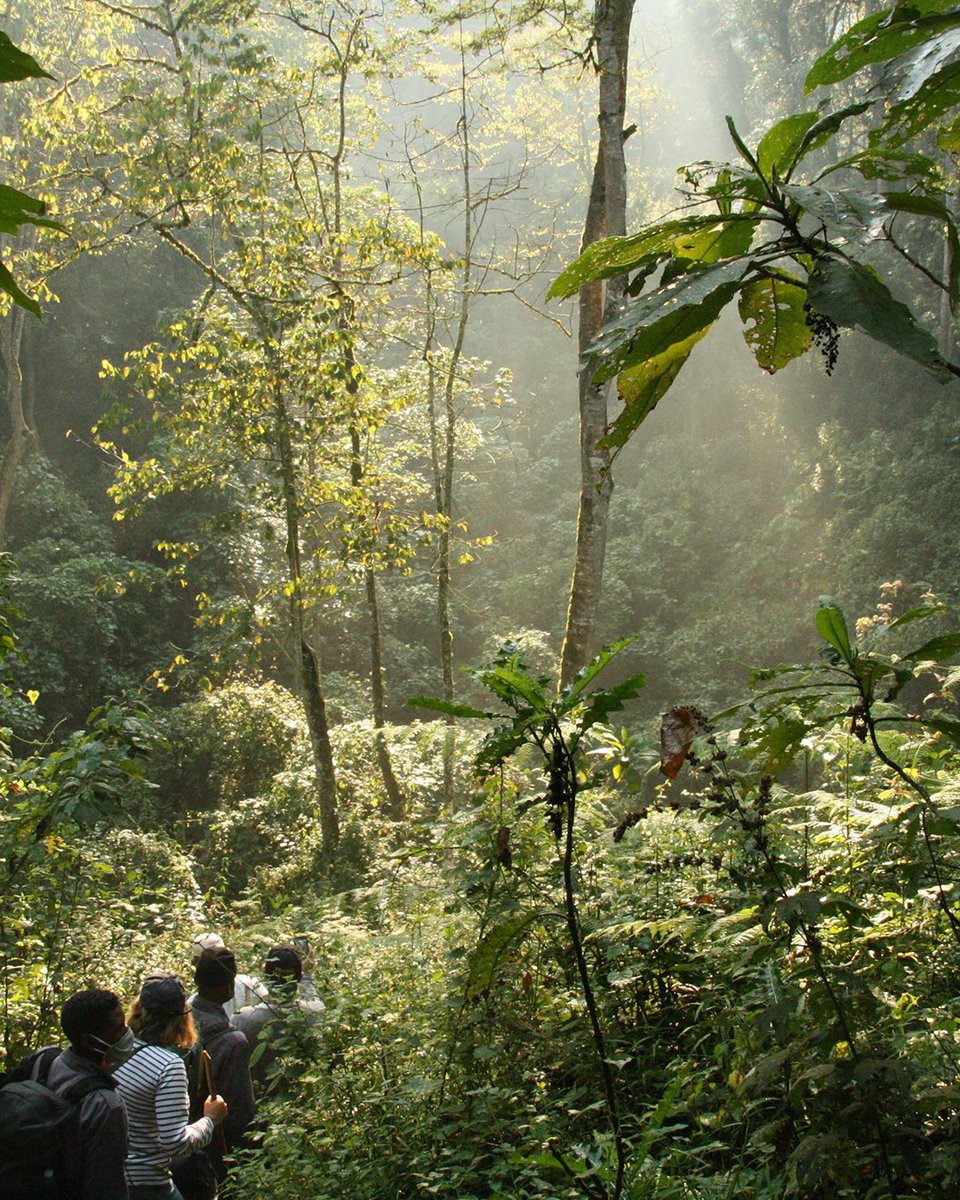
[[366, 566, 405, 818], [273, 364, 340, 855], [0, 307, 37, 552], [559, 0, 635, 689]]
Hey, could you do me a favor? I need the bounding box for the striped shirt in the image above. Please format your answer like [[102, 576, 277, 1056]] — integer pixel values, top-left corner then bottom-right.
[[112, 1040, 214, 1187]]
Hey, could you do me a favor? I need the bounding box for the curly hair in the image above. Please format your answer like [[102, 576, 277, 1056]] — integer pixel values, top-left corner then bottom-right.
[[127, 997, 197, 1049]]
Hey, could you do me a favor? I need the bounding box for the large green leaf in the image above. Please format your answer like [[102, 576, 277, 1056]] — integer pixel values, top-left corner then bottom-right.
[[738, 275, 813, 373], [472, 664, 548, 712], [903, 631, 960, 662], [796, 103, 874, 177], [757, 112, 819, 181], [822, 147, 937, 184], [884, 57, 960, 144], [561, 636, 637, 705], [807, 254, 949, 376], [0, 260, 40, 317], [578, 674, 646, 737], [601, 329, 708, 448], [0, 32, 51, 83], [816, 596, 854, 665], [547, 217, 726, 300], [887, 22, 960, 102], [882, 190, 960, 305], [0, 184, 62, 237], [465, 913, 542, 1002], [805, 6, 959, 91], [672, 215, 757, 264], [584, 258, 749, 383], [779, 183, 887, 239]]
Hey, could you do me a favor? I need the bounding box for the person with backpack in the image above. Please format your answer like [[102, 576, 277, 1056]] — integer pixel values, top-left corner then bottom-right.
[[112, 974, 228, 1200], [233, 945, 322, 1090], [0, 987, 133, 1199], [186, 947, 255, 1181]]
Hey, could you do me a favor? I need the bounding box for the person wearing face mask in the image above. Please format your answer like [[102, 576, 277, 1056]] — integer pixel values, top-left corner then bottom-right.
[[43, 988, 135, 1199]]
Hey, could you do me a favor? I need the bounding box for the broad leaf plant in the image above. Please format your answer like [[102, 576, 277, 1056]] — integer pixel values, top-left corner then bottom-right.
[[550, 1, 960, 453]]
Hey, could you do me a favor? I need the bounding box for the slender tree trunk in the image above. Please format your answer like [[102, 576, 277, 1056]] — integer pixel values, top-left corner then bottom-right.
[[559, 0, 635, 689], [0, 307, 36, 552], [365, 566, 405, 818], [348, 401, 406, 818], [272, 365, 340, 854], [423, 275, 458, 811], [429, 31, 474, 810]]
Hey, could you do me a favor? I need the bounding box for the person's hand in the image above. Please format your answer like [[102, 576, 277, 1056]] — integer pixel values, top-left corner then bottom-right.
[[204, 1094, 228, 1124]]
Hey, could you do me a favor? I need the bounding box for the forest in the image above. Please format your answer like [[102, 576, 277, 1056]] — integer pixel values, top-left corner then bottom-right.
[[4, 0, 960, 1196]]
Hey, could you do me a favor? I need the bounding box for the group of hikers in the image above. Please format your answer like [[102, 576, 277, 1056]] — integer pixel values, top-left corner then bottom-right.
[[0, 933, 324, 1199]]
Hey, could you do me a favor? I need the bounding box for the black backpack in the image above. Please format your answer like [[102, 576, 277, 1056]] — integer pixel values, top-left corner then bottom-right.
[[0, 1047, 117, 1200]]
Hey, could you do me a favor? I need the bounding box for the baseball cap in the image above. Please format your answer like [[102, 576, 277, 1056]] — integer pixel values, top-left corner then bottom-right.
[[139, 974, 189, 1017], [190, 932, 225, 962]]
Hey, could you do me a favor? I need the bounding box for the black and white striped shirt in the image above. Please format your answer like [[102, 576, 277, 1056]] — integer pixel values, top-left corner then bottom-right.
[[112, 1040, 213, 1187]]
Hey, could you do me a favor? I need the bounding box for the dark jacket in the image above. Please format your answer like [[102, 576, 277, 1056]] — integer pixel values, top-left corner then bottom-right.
[[190, 995, 256, 1172], [46, 1046, 129, 1200]]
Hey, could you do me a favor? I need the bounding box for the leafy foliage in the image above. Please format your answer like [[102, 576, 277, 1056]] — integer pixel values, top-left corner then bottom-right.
[[0, 33, 59, 315], [550, 2, 960, 453]]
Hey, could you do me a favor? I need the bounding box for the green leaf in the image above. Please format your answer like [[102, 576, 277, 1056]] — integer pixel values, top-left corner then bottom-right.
[[738, 275, 813, 373], [0, 260, 40, 317], [585, 258, 749, 383], [472, 665, 548, 712], [796, 102, 874, 174], [823, 147, 937, 183], [561, 637, 638, 705], [884, 57, 960, 144], [888, 604, 948, 628], [465, 913, 541, 1001], [757, 112, 820, 181], [602, 329, 706, 448], [816, 597, 854, 665], [805, 6, 957, 91], [578, 674, 646, 736], [887, 22, 960, 103], [547, 217, 728, 300], [0, 33, 52, 83], [903, 631, 960, 662], [671, 216, 757, 264], [807, 254, 949, 377], [0, 185, 63, 238], [779, 183, 887, 239]]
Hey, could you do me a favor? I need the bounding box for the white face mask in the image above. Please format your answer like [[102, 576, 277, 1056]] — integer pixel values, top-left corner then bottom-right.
[[89, 1025, 136, 1068]]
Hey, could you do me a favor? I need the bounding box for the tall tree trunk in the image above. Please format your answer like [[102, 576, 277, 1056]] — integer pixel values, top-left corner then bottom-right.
[[273, 367, 340, 855], [559, 0, 635, 689], [426, 31, 473, 810], [0, 307, 36, 552], [348, 404, 406, 819], [365, 565, 405, 818]]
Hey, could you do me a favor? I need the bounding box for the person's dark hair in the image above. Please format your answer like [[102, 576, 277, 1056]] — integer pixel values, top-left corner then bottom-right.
[[194, 946, 237, 991], [263, 944, 303, 984], [61, 990, 121, 1047]]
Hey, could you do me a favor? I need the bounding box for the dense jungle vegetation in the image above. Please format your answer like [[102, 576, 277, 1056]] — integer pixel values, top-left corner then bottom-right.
[[5, 0, 960, 1196]]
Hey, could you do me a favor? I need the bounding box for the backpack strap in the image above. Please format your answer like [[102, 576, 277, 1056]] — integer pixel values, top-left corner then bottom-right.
[[28, 1046, 63, 1085], [200, 1025, 232, 1051]]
